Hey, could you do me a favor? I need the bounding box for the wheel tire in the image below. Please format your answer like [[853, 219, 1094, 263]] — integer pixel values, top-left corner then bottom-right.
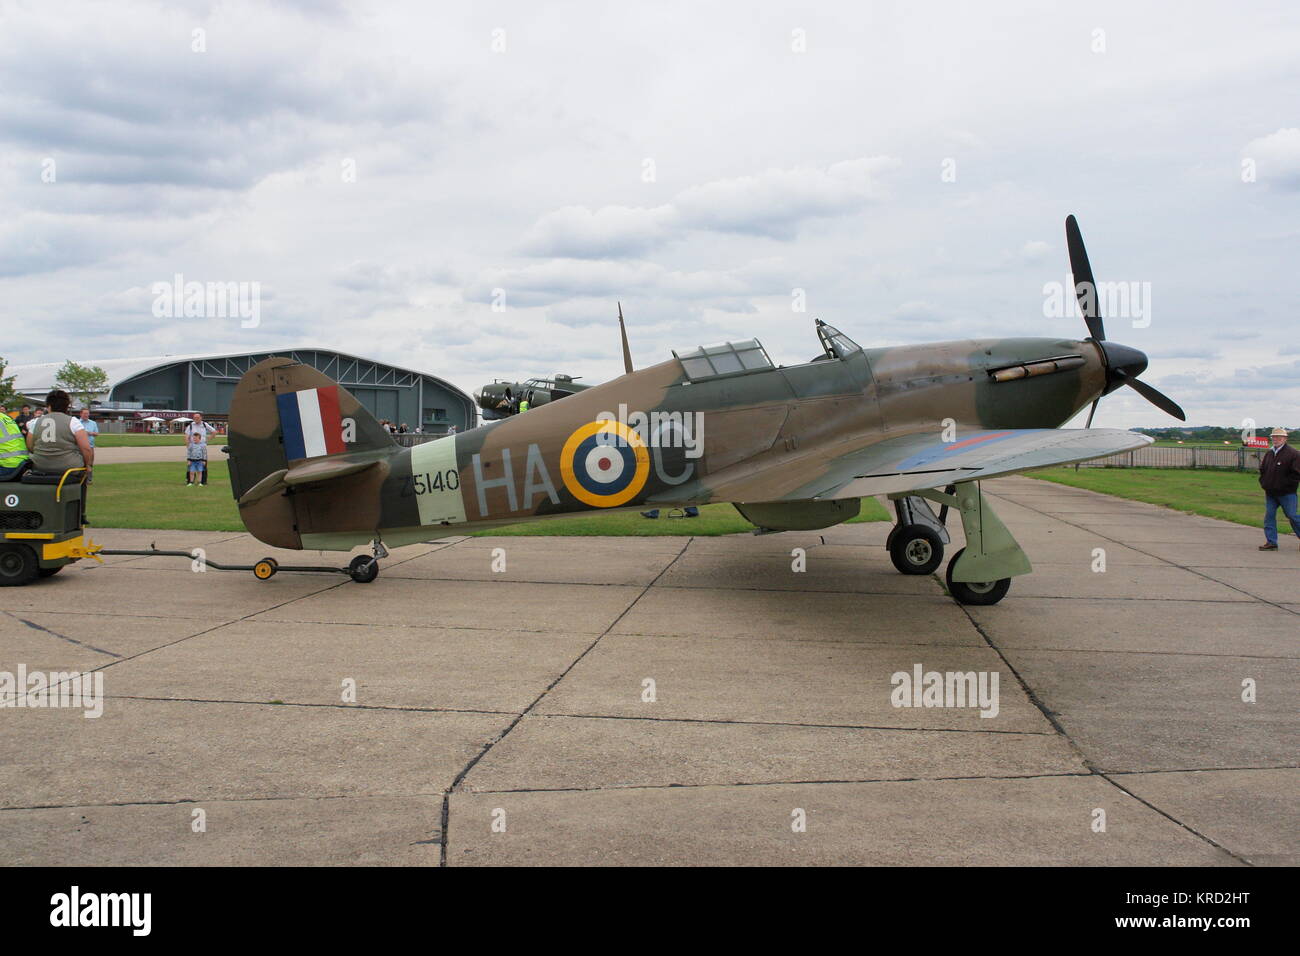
[[889, 525, 944, 575], [0, 543, 40, 587], [37, 565, 63, 578], [348, 555, 379, 584], [253, 558, 278, 581], [945, 548, 1011, 606]]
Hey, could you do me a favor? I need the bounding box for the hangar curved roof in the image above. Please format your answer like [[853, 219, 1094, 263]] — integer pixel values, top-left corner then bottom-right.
[[8, 347, 471, 404]]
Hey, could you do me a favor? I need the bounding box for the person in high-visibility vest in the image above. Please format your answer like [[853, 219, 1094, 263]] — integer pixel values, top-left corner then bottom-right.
[[518, 398, 530, 413], [0, 404, 31, 480]]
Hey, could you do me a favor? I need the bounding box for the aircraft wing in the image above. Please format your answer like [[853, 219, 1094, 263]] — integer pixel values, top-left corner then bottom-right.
[[665, 428, 1151, 504]]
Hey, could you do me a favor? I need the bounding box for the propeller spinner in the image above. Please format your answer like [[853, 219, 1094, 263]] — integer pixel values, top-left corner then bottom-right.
[[1066, 214, 1186, 424]]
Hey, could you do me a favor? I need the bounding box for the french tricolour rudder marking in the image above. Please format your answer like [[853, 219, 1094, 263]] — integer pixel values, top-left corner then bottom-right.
[[276, 386, 347, 460]]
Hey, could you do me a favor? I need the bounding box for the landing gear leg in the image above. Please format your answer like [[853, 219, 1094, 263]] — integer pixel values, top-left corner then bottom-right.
[[886, 495, 949, 575], [900, 483, 1030, 606], [945, 482, 1029, 606], [349, 539, 387, 584]]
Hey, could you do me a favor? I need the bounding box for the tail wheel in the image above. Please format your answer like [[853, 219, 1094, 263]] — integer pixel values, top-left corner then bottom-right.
[[253, 558, 278, 581], [0, 543, 40, 587], [348, 555, 379, 584], [889, 525, 944, 575], [945, 548, 1011, 606]]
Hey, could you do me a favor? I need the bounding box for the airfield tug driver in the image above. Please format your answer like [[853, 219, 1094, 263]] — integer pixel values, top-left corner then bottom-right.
[[1258, 426, 1300, 551], [25, 389, 94, 523]]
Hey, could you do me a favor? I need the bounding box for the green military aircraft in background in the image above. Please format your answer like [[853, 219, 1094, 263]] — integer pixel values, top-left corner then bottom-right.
[[225, 216, 1183, 604], [476, 374, 590, 420]]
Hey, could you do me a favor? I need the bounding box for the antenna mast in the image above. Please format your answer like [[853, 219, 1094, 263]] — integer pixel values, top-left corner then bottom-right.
[[618, 302, 634, 375]]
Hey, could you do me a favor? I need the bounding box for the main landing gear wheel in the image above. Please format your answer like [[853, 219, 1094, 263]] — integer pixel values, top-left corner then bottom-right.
[[889, 525, 944, 575], [945, 548, 1011, 606], [253, 557, 278, 581], [348, 555, 379, 584], [0, 543, 39, 587]]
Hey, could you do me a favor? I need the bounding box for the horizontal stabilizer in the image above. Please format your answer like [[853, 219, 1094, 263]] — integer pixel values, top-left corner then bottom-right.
[[237, 457, 388, 506]]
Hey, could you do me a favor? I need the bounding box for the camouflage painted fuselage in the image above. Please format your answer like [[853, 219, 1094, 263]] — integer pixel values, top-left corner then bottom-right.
[[227, 336, 1106, 551]]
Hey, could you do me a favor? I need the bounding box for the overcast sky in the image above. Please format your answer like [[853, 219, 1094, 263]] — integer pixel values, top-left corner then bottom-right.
[[2, 0, 1297, 427]]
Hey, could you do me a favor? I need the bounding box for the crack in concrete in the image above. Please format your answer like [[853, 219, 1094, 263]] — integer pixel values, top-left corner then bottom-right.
[[2, 609, 122, 659], [3, 765, 1292, 814], [439, 537, 695, 866], [991, 486, 1300, 616], [958, 483, 1278, 865]]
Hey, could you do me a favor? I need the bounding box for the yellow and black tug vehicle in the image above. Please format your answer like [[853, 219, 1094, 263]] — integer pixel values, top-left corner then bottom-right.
[[0, 465, 100, 586]]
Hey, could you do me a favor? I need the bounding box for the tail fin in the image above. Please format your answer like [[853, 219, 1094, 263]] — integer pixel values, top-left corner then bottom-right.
[[227, 357, 396, 548]]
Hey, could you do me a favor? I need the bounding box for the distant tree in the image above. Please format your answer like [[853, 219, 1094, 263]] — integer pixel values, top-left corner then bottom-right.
[[55, 361, 109, 409], [0, 356, 21, 410]]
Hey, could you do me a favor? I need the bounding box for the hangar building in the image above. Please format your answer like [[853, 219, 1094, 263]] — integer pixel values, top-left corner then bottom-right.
[[9, 348, 476, 435]]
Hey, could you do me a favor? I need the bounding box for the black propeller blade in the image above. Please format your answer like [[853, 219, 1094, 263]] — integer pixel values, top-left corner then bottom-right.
[[1065, 214, 1105, 342], [1113, 369, 1187, 421], [1066, 214, 1184, 423]]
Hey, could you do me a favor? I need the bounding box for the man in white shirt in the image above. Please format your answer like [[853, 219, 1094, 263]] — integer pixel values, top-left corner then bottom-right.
[[182, 412, 217, 441]]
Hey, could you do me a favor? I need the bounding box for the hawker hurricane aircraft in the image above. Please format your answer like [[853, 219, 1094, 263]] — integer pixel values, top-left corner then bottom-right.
[[225, 216, 1182, 603]]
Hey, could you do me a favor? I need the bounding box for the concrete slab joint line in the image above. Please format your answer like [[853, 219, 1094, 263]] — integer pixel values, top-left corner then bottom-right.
[[438, 538, 693, 866], [6, 481, 1293, 866]]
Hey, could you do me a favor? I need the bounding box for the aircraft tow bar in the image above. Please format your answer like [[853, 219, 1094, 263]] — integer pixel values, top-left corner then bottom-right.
[[97, 545, 372, 582]]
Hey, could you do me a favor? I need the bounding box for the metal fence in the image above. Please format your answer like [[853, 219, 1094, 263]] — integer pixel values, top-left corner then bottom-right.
[[392, 433, 447, 446], [1077, 445, 1266, 470]]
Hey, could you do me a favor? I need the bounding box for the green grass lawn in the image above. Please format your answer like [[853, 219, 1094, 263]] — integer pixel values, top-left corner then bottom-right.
[[95, 433, 226, 447], [1030, 467, 1267, 528], [89, 461, 243, 531], [86, 461, 890, 535]]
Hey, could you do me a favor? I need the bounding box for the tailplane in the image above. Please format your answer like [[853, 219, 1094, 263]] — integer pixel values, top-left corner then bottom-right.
[[227, 357, 397, 548]]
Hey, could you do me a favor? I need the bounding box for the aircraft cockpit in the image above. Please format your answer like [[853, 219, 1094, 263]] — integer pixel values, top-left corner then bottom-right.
[[674, 321, 865, 381], [815, 319, 863, 360]]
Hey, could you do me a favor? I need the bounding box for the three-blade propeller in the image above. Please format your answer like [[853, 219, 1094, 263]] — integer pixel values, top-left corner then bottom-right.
[[1066, 214, 1185, 423]]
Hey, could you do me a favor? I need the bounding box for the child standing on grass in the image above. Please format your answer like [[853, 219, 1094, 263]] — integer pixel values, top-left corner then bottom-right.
[[186, 430, 207, 487]]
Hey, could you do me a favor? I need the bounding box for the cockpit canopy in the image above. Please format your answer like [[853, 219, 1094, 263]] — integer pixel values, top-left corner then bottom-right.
[[672, 320, 861, 382], [672, 339, 774, 382]]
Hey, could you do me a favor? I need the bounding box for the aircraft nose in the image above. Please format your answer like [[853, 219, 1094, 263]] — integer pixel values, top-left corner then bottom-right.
[[1099, 341, 1148, 379]]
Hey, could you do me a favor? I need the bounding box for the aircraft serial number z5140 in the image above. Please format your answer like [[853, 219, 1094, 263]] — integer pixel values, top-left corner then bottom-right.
[[225, 216, 1182, 604]]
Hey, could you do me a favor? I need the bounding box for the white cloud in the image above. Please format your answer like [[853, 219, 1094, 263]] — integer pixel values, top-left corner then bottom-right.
[[1020, 240, 1050, 261], [520, 157, 899, 258], [672, 157, 899, 238], [1242, 128, 1300, 190], [2, 0, 1299, 428], [521, 205, 679, 258]]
